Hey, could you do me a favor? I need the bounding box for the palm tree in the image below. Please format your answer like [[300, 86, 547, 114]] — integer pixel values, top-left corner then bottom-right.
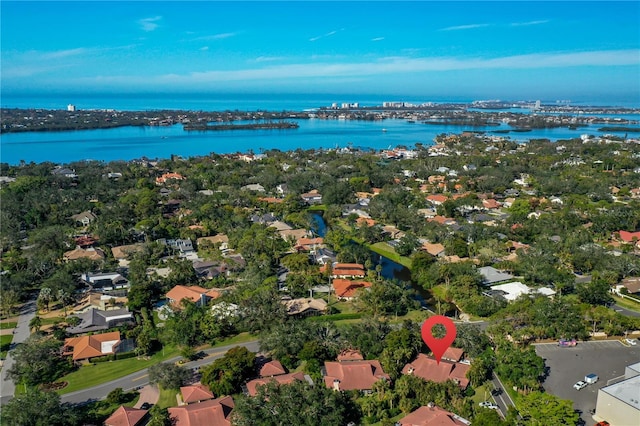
[[29, 315, 42, 333]]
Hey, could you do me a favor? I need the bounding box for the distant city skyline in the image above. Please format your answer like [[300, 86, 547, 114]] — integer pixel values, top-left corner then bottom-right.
[[2, 1, 639, 103]]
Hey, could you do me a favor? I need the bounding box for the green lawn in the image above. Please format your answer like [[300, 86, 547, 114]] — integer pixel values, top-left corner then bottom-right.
[[58, 346, 182, 394], [613, 295, 640, 313], [156, 387, 179, 409], [369, 242, 412, 269], [1, 334, 13, 359], [0, 322, 17, 330], [57, 332, 257, 395]]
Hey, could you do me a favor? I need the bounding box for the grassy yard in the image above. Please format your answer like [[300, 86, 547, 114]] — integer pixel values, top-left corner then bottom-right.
[[58, 346, 182, 394], [156, 387, 179, 409], [369, 242, 412, 269], [1, 334, 13, 359], [0, 322, 17, 330], [613, 295, 640, 313], [57, 332, 257, 395]]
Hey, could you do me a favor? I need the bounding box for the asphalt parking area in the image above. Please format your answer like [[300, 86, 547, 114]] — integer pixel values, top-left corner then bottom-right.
[[534, 340, 640, 425]]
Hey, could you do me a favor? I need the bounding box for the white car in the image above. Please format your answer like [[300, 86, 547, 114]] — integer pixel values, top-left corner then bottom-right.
[[573, 381, 587, 390], [479, 401, 499, 410], [624, 338, 637, 346]]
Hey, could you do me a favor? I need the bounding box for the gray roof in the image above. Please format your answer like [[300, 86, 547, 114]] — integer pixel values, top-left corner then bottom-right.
[[66, 308, 133, 334], [478, 266, 514, 285]]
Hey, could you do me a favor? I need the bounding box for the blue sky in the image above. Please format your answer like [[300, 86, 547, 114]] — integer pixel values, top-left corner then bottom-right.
[[2, 1, 639, 102]]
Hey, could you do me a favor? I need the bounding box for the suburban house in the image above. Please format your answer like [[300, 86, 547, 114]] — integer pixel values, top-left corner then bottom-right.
[[617, 230, 640, 247], [81, 272, 129, 292], [426, 194, 448, 206], [66, 307, 133, 334], [52, 166, 77, 178], [168, 395, 234, 426], [421, 242, 446, 257], [332, 279, 372, 300], [70, 210, 96, 226], [63, 331, 121, 361], [397, 404, 471, 426], [300, 189, 323, 204], [295, 237, 324, 252], [104, 405, 148, 426], [402, 353, 470, 389], [166, 285, 221, 308], [282, 297, 328, 317], [485, 281, 556, 302], [477, 266, 514, 285], [329, 263, 366, 278], [155, 172, 185, 185], [323, 350, 390, 392], [245, 361, 309, 397], [63, 247, 106, 262], [111, 243, 145, 261], [178, 384, 215, 405], [197, 234, 230, 252], [157, 238, 195, 257], [619, 277, 640, 296]]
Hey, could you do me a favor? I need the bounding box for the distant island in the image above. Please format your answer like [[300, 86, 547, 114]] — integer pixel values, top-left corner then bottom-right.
[[183, 121, 299, 131]]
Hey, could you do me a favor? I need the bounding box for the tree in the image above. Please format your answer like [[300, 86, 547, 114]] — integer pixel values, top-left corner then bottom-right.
[[517, 391, 579, 425], [1, 388, 79, 426], [106, 387, 126, 405], [28, 315, 42, 332], [231, 380, 359, 426], [396, 233, 420, 257], [200, 346, 255, 396], [8, 334, 70, 386], [147, 363, 190, 390]]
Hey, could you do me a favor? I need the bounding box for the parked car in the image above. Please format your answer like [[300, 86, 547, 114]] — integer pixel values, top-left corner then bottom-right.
[[573, 381, 588, 390], [479, 401, 499, 410], [558, 338, 577, 347], [624, 338, 637, 346]]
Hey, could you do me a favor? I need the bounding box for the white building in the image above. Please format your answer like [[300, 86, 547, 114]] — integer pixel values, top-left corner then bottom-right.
[[67, 104, 76, 112], [594, 362, 640, 425]]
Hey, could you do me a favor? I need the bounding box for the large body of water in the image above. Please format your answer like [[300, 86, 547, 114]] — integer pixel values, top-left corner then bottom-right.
[[2, 93, 639, 165]]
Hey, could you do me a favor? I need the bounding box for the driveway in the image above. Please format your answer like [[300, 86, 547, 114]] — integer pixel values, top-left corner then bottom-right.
[[0, 300, 37, 406], [534, 340, 640, 425]]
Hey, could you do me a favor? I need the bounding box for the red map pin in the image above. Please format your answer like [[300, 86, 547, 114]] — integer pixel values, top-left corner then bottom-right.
[[421, 315, 457, 364]]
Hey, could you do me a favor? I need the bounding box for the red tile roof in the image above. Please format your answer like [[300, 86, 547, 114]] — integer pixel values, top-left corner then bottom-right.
[[63, 331, 121, 361], [332, 279, 372, 298], [166, 285, 221, 306], [398, 405, 469, 426], [259, 360, 287, 377], [426, 194, 448, 204], [337, 349, 364, 361], [618, 230, 640, 243], [104, 406, 148, 426], [180, 384, 214, 404], [168, 396, 234, 426], [442, 347, 464, 363], [401, 354, 470, 389], [246, 372, 306, 396], [323, 360, 390, 391]]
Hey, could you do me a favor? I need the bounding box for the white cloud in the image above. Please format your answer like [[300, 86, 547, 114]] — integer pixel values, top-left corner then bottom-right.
[[138, 16, 162, 32], [200, 46, 209, 51], [72, 49, 640, 87], [371, 37, 385, 42], [510, 20, 549, 27], [439, 23, 491, 31], [193, 32, 237, 41], [254, 56, 285, 62], [309, 29, 340, 42]]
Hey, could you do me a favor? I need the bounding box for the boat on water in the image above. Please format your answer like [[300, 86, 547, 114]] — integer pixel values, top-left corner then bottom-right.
[[382, 128, 387, 132]]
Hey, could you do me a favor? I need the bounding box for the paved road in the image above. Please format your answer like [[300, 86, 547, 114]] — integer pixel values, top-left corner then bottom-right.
[[611, 303, 640, 318], [60, 340, 260, 405], [490, 373, 517, 419], [0, 300, 37, 406]]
